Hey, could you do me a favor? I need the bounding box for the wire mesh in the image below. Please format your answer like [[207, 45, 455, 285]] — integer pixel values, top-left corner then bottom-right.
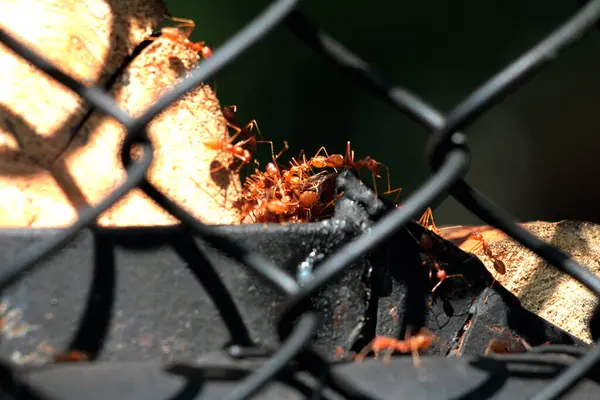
[[1, 1, 600, 399]]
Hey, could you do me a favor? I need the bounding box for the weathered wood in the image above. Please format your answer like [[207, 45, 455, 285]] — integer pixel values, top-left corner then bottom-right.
[[445, 221, 600, 343], [0, 0, 242, 226]]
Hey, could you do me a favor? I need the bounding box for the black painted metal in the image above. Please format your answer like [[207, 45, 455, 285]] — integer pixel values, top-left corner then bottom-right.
[[1, 2, 600, 399]]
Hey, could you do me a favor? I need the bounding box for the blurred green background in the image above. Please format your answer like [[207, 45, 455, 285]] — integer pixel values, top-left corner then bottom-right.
[[163, 0, 600, 226]]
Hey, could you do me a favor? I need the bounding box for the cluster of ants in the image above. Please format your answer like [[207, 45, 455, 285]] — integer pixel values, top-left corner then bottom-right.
[[230, 137, 401, 224], [223, 116, 403, 223], [155, 16, 512, 367], [154, 16, 401, 223]]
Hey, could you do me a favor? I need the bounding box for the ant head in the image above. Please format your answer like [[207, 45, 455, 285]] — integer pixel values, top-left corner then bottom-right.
[[436, 270, 446, 280], [366, 159, 378, 169], [201, 46, 213, 59], [223, 105, 236, 120], [472, 232, 483, 240], [266, 162, 279, 177]]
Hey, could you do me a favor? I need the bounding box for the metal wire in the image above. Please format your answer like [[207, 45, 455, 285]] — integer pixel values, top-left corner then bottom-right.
[[427, 0, 600, 168], [1, 1, 600, 399], [224, 313, 319, 400]]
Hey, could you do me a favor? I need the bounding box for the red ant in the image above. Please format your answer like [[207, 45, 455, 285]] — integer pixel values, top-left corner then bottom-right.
[[154, 17, 213, 59], [238, 140, 340, 223], [204, 128, 255, 173], [263, 142, 336, 221], [53, 350, 89, 363], [344, 141, 403, 199], [435, 223, 507, 288], [405, 226, 471, 296], [303, 143, 402, 198], [463, 230, 506, 288], [304, 146, 344, 171], [417, 208, 506, 288], [222, 105, 263, 153], [418, 207, 440, 236], [354, 328, 441, 367], [419, 234, 471, 294], [335, 346, 346, 359], [429, 257, 471, 293], [204, 106, 266, 174], [484, 329, 533, 356]]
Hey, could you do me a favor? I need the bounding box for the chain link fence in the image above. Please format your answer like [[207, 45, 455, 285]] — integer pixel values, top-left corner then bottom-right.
[[1, 1, 600, 399]]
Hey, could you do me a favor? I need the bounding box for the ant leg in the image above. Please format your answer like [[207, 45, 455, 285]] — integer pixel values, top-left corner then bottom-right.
[[387, 187, 404, 206], [427, 209, 439, 234], [379, 164, 394, 195], [245, 119, 264, 140], [430, 332, 446, 347], [311, 146, 339, 172], [483, 340, 495, 356], [224, 104, 238, 116], [430, 263, 470, 293], [417, 208, 430, 226], [296, 149, 306, 161], [489, 270, 499, 289], [426, 260, 434, 287], [427, 258, 444, 294], [225, 123, 246, 143], [231, 120, 260, 142], [418, 209, 435, 234], [168, 17, 196, 38], [418, 208, 440, 235], [411, 342, 422, 368], [460, 228, 489, 253], [209, 150, 250, 174], [312, 145, 332, 160], [231, 151, 251, 163], [382, 346, 395, 364], [345, 141, 355, 166], [425, 263, 435, 307], [209, 162, 228, 174], [233, 160, 251, 175], [370, 170, 379, 197], [372, 348, 381, 360], [256, 140, 288, 163], [235, 136, 256, 149], [354, 340, 375, 362], [276, 141, 289, 160], [168, 16, 196, 25], [463, 240, 484, 255], [431, 277, 445, 293], [320, 192, 344, 213]]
